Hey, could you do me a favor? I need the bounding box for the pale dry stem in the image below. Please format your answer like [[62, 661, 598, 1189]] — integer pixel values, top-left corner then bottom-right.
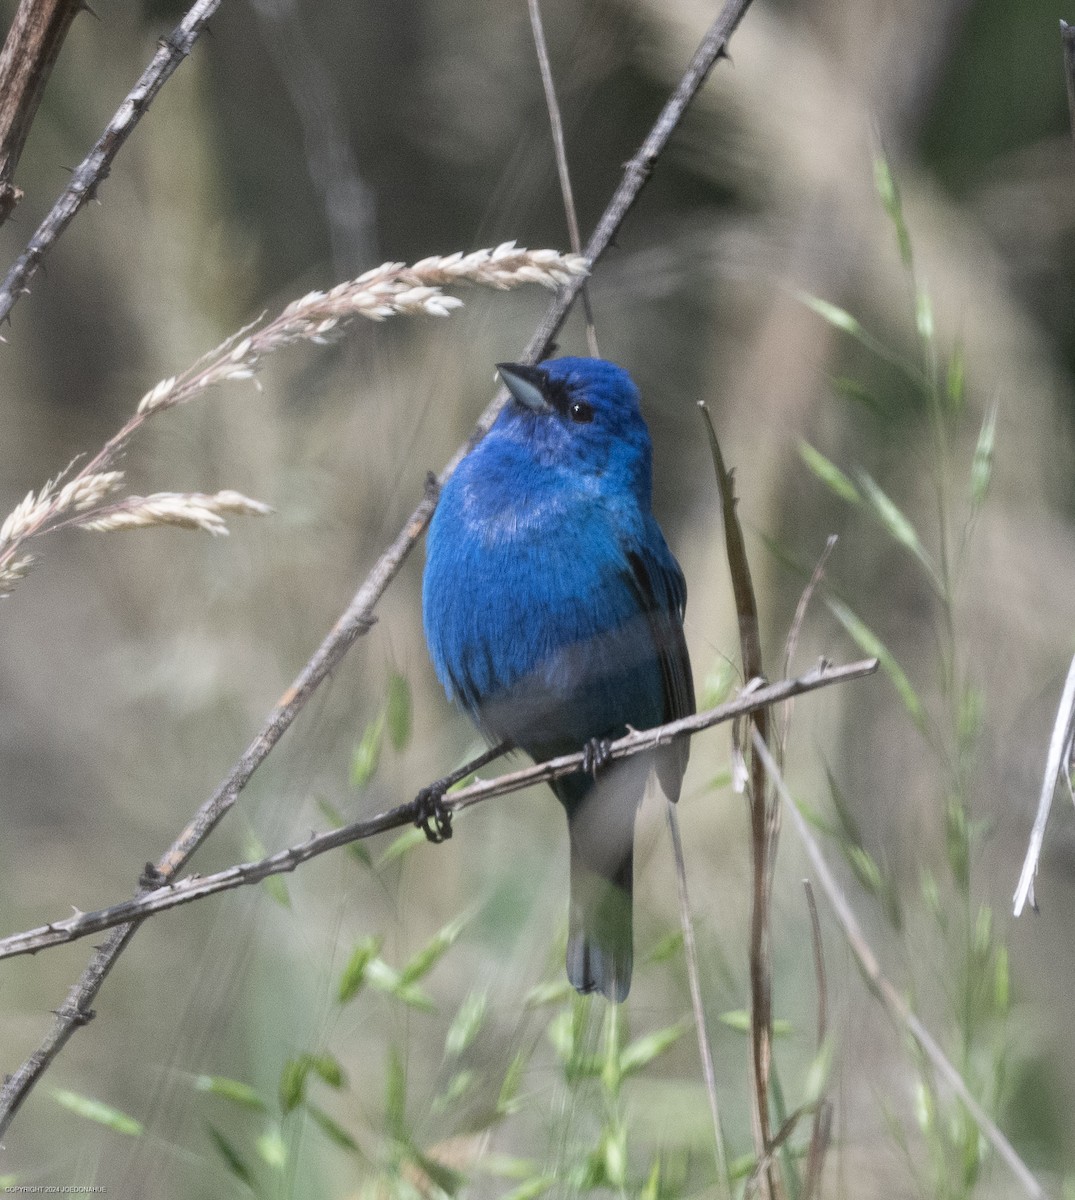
[[0, 243, 586, 596]]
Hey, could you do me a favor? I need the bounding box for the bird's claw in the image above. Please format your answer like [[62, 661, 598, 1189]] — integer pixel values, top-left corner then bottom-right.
[[582, 737, 613, 779], [414, 784, 453, 843]]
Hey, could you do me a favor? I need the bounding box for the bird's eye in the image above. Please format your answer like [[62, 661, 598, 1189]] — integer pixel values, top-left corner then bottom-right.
[[569, 400, 594, 424]]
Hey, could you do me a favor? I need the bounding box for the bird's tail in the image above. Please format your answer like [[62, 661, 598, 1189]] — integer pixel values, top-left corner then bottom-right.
[[566, 832, 634, 1003]]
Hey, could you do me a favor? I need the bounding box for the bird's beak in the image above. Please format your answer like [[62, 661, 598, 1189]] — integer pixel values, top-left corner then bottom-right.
[[497, 362, 552, 413]]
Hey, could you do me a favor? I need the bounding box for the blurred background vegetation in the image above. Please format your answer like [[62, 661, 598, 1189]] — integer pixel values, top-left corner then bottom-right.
[[1, 0, 1074, 1195]]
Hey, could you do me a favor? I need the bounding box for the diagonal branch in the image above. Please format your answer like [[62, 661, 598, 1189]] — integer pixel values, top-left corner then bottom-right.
[[0, 0, 221, 326], [0, 661, 876, 962], [0, 0, 755, 1136]]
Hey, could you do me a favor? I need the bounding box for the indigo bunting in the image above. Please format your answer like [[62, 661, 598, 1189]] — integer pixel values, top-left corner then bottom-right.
[[422, 357, 694, 1001]]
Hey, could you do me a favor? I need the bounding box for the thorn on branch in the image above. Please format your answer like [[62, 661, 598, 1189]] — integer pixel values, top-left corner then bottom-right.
[[139, 862, 166, 889]]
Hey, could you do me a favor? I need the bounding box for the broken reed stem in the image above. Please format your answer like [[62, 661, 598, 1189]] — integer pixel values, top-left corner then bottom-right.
[[0, 0, 755, 1135], [699, 402, 780, 1200], [0, 243, 586, 595], [0, 659, 877, 962]]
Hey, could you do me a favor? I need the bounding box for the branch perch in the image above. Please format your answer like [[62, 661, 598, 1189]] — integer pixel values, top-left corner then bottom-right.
[[0, 660, 876, 962]]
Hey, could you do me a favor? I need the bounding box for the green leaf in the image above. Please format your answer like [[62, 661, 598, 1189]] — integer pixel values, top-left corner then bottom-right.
[[278, 1057, 310, 1114], [338, 936, 382, 1004], [645, 930, 684, 964], [432, 1070, 475, 1112], [717, 1010, 792, 1037], [499, 1178, 556, 1200], [262, 873, 291, 908], [377, 826, 427, 865], [52, 1090, 142, 1136], [524, 979, 574, 1008], [970, 404, 997, 507], [317, 797, 372, 866], [602, 1126, 628, 1189], [386, 673, 413, 751], [257, 1127, 288, 1170], [799, 293, 866, 337], [246, 834, 290, 907], [846, 845, 884, 897], [874, 152, 913, 268], [309, 1053, 345, 1089], [308, 1103, 361, 1153], [856, 472, 942, 592], [798, 442, 861, 506], [620, 1024, 686, 1075], [350, 711, 385, 788], [945, 794, 970, 891], [915, 285, 934, 347], [497, 1050, 529, 1116], [973, 904, 993, 962], [399, 911, 471, 986], [802, 1037, 834, 1106], [206, 1123, 256, 1186], [828, 598, 926, 733], [698, 658, 737, 709], [832, 375, 888, 417], [194, 1075, 269, 1113], [994, 945, 1010, 1016], [410, 1149, 466, 1196], [384, 1048, 407, 1142], [639, 1158, 662, 1200], [445, 990, 488, 1057]]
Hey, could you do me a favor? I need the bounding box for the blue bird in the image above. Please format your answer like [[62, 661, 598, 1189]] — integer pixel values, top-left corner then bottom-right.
[[422, 357, 694, 1001]]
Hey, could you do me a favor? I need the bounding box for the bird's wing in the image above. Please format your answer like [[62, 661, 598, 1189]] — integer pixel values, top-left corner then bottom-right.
[[620, 529, 695, 799]]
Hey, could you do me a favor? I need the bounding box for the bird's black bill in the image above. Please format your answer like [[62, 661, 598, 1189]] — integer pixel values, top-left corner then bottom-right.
[[497, 362, 552, 413]]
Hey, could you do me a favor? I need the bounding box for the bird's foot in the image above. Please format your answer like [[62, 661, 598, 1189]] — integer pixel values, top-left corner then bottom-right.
[[414, 782, 453, 843], [582, 736, 613, 779]]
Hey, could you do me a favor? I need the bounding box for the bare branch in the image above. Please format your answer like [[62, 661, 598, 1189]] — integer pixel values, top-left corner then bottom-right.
[[0, 0, 221, 326], [667, 800, 732, 1197], [0, 660, 877, 962], [527, 0, 599, 357], [754, 732, 1045, 1200], [0, 0, 83, 224], [0, 0, 756, 1135]]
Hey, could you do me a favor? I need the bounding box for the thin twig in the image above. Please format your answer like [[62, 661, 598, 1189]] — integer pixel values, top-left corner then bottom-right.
[[699, 402, 780, 1200], [1062, 21, 1075, 156], [527, 0, 599, 357], [0, 662, 877, 962], [800, 879, 830, 1200], [753, 731, 1045, 1200], [0, 0, 756, 1136], [780, 535, 838, 761], [1012, 650, 1075, 916], [666, 800, 732, 1197], [0, 0, 221, 326]]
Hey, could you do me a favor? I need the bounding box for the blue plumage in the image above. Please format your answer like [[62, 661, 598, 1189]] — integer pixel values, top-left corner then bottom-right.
[[422, 357, 694, 1001]]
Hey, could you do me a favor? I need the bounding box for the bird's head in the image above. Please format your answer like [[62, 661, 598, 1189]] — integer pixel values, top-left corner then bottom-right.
[[494, 357, 652, 488]]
